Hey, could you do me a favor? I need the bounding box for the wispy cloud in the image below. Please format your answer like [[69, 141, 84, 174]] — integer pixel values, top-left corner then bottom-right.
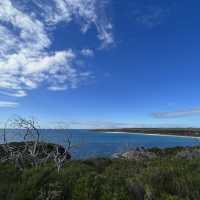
[[44, 120, 192, 129], [0, 101, 19, 108], [69, 121, 135, 129], [81, 48, 94, 57], [152, 108, 200, 118], [133, 5, 169, 28], [48, 85, 68, 91], [0, 90, 27, 97], [0, 0, 113, 97]]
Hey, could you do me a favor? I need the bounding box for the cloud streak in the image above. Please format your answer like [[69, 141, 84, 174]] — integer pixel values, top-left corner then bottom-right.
[[0, 0, 113, 97], [152, 108, 200, 118], [0, 101, 19, 108]]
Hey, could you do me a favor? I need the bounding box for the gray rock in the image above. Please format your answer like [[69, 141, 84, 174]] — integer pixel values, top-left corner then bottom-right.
[[111, 152, 123, 159], [176, 148, 200, 159], [112, 149, 157, 160]]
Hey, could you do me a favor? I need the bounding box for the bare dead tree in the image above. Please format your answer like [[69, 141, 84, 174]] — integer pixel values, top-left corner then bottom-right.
[[0, 116, 74, 172], [53, 137, 72, 172]]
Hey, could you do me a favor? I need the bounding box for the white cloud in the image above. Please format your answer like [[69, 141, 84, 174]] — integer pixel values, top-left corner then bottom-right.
[[133, 6, 169, 28], [0, 90, 27, 97], [81, 48, 94, 57], [152, 108, 200, 118], [39, 0, 114, 46], [48, 85, 68, 91], [0, 101, 19, 108], [0, 0, 113, 97], [97, 23, 114, 48]]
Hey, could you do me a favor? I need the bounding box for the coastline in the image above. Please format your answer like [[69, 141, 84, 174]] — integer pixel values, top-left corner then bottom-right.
[[103, 131, 200, 139]]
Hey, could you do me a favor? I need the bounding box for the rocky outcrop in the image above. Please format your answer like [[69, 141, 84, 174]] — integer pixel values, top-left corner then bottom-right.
[[113, 147, 200, 161], [112, 149, 157, 160], [176, 148, 200, 159]]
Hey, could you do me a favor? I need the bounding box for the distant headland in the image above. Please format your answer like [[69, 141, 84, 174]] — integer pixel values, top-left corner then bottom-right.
[[93, 128, 200, 137]]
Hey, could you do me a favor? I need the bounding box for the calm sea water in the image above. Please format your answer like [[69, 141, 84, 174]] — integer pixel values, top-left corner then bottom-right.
[[0, 129, 198, 159]]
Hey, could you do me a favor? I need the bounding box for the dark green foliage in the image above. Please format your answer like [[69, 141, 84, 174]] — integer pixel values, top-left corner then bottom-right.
[[1, 150, 200, 199]]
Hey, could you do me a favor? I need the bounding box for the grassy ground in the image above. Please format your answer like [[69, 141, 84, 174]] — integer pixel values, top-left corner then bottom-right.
[[1, 148, 200, 200]]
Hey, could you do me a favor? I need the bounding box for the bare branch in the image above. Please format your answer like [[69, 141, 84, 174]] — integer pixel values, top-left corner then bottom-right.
[[1, 116, 73, 173]]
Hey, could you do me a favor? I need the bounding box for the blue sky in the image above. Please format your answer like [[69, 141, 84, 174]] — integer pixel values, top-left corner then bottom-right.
[[0, 0, 200, 128]]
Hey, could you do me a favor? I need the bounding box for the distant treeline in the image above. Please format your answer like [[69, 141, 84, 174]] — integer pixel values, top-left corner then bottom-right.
[[93, 128, 200, 137]]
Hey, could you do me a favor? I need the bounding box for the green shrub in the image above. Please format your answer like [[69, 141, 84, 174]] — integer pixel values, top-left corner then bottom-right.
[[1, 156, 200, 199]]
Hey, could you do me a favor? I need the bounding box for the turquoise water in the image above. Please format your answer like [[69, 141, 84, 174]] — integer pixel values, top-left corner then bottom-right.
[[0, 129, 198, 159]]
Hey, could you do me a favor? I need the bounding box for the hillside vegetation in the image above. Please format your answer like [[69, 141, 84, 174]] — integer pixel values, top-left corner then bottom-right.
[[1, 146, 200, 200]]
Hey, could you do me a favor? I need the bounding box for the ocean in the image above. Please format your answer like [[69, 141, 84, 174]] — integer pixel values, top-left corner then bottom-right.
[[0, 129, 198, 159]]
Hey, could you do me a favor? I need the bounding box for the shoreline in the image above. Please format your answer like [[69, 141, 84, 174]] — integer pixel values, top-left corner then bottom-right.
[[93, 128, 200, 138], [103, 131, 200, 139]]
